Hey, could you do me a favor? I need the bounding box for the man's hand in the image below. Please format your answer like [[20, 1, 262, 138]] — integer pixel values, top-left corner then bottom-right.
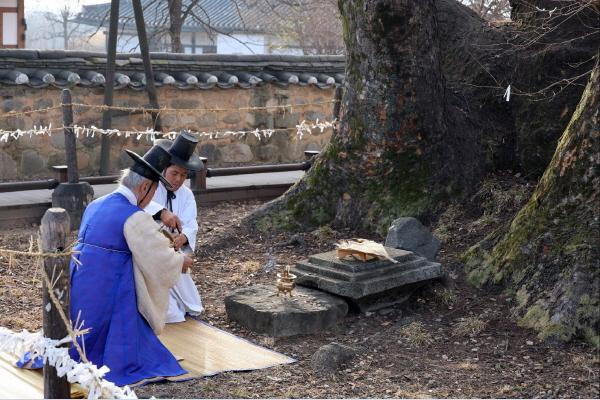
[[182, 255, 193, 273], [160, 209, 182, 232], [172, 233, 188, 251]]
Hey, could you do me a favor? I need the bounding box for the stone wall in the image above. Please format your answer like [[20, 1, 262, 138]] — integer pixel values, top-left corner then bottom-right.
[[0, 84, 335, 181]]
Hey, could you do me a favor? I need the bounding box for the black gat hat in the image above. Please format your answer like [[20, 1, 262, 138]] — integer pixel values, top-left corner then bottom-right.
[[155, 131, 204, 171], [125, 145, 174, 191]]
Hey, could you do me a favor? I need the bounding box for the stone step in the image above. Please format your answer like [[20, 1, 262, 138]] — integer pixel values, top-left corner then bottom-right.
[[293, 256, 431, 282], [306, 247, 416, 273], [295, 261, 442, 299]]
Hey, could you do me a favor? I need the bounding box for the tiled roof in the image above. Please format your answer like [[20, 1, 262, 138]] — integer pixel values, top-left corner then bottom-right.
[[0, 50, 345, 90], [75, 0, 292, 34]]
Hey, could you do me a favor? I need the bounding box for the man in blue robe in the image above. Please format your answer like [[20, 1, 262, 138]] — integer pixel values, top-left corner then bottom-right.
[[68, 145, 194, 386]]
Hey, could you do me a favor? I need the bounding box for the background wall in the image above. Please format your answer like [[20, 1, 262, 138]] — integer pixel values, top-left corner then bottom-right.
[[0, 84, 335, 180]]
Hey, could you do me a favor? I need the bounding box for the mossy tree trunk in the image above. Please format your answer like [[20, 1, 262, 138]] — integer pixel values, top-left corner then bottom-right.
[[250, 0, 483, 235], [464, 57, 600, 345]]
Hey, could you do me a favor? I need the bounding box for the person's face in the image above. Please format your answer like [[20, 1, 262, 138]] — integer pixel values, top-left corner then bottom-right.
[[164, 165, 188, 191], [136, 180, 158, 208]]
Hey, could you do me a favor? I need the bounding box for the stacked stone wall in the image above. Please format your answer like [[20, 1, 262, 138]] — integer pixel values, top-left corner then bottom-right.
[[0, 84, 335, 180]]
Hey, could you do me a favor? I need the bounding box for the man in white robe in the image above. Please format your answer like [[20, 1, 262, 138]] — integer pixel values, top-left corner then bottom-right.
[[146, 132, 204, 323]]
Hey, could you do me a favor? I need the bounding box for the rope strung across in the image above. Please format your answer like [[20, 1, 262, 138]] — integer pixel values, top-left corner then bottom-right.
[[0, 99, 340, 121]]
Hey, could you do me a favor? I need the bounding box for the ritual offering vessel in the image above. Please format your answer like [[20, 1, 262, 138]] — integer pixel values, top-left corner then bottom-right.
[[276, 266, 296, 296]]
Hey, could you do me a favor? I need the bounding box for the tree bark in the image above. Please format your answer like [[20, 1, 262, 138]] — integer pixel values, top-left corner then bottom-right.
[[464, 57, 600, 345], [169, 0, 184, 53], [248, 0, 483, 235]]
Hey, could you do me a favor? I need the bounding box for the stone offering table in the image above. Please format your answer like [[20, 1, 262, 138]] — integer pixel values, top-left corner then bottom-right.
[[225, 284, 348, 337], [292, 247, 442, 312]]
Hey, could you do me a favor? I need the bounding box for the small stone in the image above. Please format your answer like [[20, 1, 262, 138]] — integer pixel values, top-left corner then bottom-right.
[[471, 347, 479, 352], [442, 354, 448, 360], [311, 342, 357, 374], [378, 307, 394, 316], [526, 340, 534, 345]]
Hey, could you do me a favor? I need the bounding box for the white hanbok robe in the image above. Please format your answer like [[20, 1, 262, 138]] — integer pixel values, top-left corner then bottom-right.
[[146, 182, 203, 323]]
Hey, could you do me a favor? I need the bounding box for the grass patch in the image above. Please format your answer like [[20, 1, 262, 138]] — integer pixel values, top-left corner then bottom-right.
[[240, 260, 262, 273], [399, 321, 433, 347], [452, 316, 487, 337]]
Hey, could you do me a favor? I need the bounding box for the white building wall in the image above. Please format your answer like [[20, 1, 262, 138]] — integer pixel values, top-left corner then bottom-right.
[[216, 33, 265, 55]]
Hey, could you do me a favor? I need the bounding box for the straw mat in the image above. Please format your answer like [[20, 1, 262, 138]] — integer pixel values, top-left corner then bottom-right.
[[0, 319, 294, 397]]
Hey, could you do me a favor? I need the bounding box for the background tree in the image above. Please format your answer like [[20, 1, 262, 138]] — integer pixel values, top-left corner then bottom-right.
[[267, 0, 344, 55]]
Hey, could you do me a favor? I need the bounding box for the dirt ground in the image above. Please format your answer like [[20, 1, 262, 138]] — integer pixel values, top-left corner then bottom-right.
[[0, 179, 599, 398]]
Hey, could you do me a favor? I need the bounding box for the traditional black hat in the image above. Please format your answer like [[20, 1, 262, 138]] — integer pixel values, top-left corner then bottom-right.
[[125, 146, 174, 191], [156, 131, 204, 171]]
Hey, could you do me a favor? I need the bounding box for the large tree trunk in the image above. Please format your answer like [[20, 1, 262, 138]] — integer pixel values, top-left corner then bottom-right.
[[464, 57, 599, 345], [249, 0, 483, 235]]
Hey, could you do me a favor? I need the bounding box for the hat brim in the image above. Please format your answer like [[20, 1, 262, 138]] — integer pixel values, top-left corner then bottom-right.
[[170, 153, 204, 171], [125, 150, 175, 191]]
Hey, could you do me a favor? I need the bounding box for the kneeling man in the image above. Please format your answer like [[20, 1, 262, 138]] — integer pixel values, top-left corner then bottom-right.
[[68, 145, 193, 386]]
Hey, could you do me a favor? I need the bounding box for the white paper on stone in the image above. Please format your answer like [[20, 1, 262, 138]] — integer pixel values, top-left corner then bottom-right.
[[336, 239, 398, 263]]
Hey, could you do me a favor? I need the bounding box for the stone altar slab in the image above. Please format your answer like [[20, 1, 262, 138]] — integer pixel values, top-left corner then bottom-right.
[[292, 247, 442, 311], [225, 284, 348, 337]]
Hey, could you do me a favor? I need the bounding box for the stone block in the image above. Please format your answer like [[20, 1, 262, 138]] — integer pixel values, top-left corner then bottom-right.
[[256, 144, 281, 162], [222, 112, 242, 125], [47, 152, 66, 168], [292, 247, 442, 312], [34, 99, 54, 110], [198, 143, 220, 163], [170, 99, 200, 109], [52, 182, 94, 230], [220, 143, 254, 163], [20, 149, 46, 176], [1, 98, 24, 113], [0, 150, 17, 180], [195, 113, 218, 128], [224, 284, 348, 337], [80, 135, 101, 148], [274, 112, 301, 129], [385, 217, 441, 261]]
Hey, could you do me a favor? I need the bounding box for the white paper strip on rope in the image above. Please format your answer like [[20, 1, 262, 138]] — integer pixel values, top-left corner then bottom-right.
[[0, 119, 337, 143], [0, 327, 137, 399]]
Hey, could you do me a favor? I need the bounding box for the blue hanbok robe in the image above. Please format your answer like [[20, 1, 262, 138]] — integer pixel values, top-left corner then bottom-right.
[[68, 189, 186, 386]]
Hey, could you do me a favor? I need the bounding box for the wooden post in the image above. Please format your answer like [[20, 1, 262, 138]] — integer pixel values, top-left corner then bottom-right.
[[190, 157, 208, 190], [132, 0, 162, 131], [99, 0, 121, 175], [61, 89, 79, 184], [40, 208, 71, 399]]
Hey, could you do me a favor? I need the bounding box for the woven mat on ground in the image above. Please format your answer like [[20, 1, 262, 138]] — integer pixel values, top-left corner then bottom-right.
[[0, 319, 295, 397]]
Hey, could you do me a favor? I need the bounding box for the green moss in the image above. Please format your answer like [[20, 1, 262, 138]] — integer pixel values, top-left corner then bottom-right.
[[515, 287, 530, 308], [255, 209, 300, 233]]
